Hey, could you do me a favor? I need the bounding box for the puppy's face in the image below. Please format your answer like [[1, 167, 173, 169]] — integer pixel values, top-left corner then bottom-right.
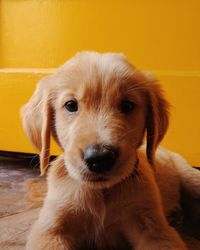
[[54, 53, 147, 188], [22, 52, 169, 189]]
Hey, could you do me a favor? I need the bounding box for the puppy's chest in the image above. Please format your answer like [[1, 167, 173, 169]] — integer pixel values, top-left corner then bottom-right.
[[84, 189, 131, 247]]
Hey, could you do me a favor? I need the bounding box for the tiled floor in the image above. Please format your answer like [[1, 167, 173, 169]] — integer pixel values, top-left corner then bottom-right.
[[0, 155, 200, 250]]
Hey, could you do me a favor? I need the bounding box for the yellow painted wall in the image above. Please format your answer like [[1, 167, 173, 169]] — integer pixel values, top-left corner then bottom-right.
[[0, 0, 200, 165]]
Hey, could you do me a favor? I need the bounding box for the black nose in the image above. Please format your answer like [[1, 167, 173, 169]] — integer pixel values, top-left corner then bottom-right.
[[84, 144, 118, 173]]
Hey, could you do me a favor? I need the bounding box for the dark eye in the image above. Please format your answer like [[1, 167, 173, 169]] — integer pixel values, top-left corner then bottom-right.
[[64, 100, 78, 112], [120, 100, 135, 114]]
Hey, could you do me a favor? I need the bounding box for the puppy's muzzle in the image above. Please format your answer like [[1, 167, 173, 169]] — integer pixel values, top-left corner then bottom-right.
[[84, 144, 118, 173]]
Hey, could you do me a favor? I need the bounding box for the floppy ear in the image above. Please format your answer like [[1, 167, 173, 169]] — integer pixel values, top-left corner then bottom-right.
[[145, 80, 169, 166], [21, 77, 52, 175]]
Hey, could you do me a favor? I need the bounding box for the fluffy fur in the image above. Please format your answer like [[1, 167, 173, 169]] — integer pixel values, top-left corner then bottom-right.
[[21, 52, 200, 250]]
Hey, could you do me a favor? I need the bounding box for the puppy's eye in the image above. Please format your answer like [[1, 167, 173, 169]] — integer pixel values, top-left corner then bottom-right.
[[64, 100, 78, 112], [120, 100, 135, 114]]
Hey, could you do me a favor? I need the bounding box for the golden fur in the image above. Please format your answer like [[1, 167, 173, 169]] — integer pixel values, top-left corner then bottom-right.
[[21, 52, 200, 249]]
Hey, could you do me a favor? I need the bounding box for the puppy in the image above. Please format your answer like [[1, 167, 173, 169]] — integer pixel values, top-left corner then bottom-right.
[[21, 52, 200, 250]]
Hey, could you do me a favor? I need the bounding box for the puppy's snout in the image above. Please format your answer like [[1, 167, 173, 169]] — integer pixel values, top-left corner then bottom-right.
[[84, 144, 118, 173]]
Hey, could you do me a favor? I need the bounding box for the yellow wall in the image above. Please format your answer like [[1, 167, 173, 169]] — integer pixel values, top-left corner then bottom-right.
[[0, 0, 200, 165]]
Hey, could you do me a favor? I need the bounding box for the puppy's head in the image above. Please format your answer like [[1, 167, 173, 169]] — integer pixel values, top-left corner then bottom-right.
[[21, 52, 169, 188]]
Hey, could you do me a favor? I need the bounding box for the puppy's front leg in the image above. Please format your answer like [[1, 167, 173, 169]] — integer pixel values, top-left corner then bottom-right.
[[125, 203, 187, 250], [131, 219, 186, 250], [27, 228, 72, 250], [123, 168, 187, 249], [26, 201, 83, 250]]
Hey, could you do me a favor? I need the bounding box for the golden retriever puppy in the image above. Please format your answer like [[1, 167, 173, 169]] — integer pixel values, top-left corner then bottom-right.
[[21, 52, 200, 250]]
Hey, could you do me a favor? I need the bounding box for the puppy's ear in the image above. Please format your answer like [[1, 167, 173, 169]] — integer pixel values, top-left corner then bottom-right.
[[145, 79, 169, 165], [21, 77, 52, 175]]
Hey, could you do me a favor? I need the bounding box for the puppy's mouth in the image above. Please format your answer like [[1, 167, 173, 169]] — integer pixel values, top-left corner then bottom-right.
[[80, 156, 139, 187]]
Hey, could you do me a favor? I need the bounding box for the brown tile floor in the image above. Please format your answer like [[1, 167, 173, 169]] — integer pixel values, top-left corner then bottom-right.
[[0, 155, 200, 250]]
